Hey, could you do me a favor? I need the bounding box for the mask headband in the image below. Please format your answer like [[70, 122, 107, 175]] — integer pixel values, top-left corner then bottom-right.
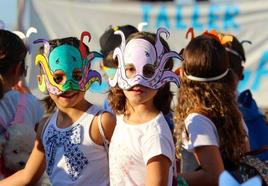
[[34, 31, 102, 95], [109, 27, 183, 90], [182, 28, 231, 82], [184, 69, 229, 82]]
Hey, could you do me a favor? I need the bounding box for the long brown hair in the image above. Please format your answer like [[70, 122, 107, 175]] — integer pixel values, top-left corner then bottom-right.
[[108, 31, 174, 116], [174, 34, 247, 164]]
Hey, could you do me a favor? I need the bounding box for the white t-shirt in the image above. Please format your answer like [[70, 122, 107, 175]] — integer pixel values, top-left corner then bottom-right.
[[0, 90, 44, 128], [109, 112, 175, 186], [182, 113, 219, 151]]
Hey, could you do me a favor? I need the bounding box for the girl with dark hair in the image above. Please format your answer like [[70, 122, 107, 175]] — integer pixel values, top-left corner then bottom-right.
[[0, 32, 116, 186], [0, 29, 43, 133]]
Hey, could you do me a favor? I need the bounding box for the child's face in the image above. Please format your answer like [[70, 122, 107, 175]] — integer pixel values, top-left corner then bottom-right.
[[123, 85, 157, 107], [49, 90, 86, 109]]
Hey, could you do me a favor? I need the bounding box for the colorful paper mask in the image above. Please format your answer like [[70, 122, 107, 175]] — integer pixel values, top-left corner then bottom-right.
[[34, 31, 102, 95], [109, 27, 183, 90]]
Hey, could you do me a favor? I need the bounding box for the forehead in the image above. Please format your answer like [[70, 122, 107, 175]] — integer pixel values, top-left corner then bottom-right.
[[124, 39, 156, 66]]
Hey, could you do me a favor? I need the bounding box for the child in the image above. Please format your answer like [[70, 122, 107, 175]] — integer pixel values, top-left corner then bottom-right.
[[174, 32, 250, 185], [0, 32, 116, 186], [0, 29, 44, 129], [107, 27, 182, 186], [100, 24, 175, 131], [220, 33, 268, 161], [0, 29, 44, 177]]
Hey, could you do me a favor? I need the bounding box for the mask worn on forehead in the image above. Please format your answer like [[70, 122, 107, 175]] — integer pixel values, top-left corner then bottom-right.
[[109, 27, 183, 90]]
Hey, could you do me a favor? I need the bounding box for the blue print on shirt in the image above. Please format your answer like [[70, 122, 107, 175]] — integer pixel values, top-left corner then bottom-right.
[[44, 124, 88, 181]]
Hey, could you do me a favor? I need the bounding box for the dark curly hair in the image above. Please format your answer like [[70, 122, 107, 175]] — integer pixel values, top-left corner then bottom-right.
[[108, 31, 174, 116], [174, 34, 248, 165]]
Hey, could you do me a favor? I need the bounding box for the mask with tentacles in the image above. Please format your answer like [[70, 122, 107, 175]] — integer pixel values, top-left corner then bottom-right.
[[34, 31, 102, 95], [109, 27, 183, 90]]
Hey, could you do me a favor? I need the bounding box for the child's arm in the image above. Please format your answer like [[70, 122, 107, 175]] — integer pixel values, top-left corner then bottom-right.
[[180, 145, 224, 186], [91, 111, 116, 145], [0, 138, 46, 186], [99, 112, 116, 141], [145, 155, 171, 186], [0, 118, 48, 186]]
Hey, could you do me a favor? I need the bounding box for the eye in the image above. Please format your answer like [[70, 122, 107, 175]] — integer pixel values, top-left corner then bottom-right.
[[143, 64, 155, 78], [72, 69, 82, 81], [13, 150, 18, 154], [125, 64, 136, 78], [53, 70, 66, 84], [53, 75, 64, 84]]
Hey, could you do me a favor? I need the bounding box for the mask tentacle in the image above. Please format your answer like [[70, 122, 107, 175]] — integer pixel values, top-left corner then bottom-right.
[[33, 39, 51, 58], [155, 27, 170, 65], [79, 31, 91, 60]]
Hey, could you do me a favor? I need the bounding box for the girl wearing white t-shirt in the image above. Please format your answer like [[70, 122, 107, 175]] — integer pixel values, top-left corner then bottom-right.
[[174, 31, 250, 186], [107, 28, 182, 186]]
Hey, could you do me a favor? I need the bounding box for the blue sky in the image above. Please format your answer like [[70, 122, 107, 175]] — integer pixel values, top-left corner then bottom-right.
[[0, 0, 18, 29]]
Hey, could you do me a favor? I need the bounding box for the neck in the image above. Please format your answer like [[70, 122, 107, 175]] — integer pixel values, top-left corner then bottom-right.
[[124, 100, 159, 124], [56, 100, 92, 128]]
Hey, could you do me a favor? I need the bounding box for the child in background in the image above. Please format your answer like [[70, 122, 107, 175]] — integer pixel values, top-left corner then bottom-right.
[[174, 33, 250, 185], [0, 29, 43, 133], [220, 33, 268, 161], [107, 28, 182, 186], [0, 32, 116, 186], [0, 29, 44, 178]]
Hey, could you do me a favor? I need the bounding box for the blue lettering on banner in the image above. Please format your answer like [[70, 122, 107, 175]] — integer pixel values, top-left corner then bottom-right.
[[175, 4, 187, 29], [252, 51, 268, 91], [208, 5, 221, 30], [192, 5, 203, 30], [156, 5, 171, 29], [141, 3, 240, 30], [223, 5, 240, 30], [141, 4, 152, 28], [238, 51, 268, 92]]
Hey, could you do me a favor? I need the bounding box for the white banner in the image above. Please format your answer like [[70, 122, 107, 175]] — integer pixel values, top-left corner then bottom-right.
[[26, 0, 268, 107]]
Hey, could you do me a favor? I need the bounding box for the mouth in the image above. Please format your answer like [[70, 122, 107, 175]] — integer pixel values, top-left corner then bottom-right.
[[59, 91, 78, 98], [129, 86, 144, 94]]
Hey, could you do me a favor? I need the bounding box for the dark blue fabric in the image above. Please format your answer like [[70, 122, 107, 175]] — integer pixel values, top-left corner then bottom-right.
[[238, 89, 268, 161]]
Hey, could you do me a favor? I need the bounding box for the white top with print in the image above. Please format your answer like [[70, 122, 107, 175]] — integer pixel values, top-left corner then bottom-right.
[[42, 105, 109, 186], [109, 112, 175, 186]]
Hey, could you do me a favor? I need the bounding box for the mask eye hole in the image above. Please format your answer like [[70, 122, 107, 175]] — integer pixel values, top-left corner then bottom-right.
[[53, 70, 66, 84], [143, 64, 155, 78], [72, 69, 83, 81], [125, 64, 136, 78]]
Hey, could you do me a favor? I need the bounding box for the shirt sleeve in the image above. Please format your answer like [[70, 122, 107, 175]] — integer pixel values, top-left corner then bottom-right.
[[185, 113, 219, 151], [142, 133, 174, 165]]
